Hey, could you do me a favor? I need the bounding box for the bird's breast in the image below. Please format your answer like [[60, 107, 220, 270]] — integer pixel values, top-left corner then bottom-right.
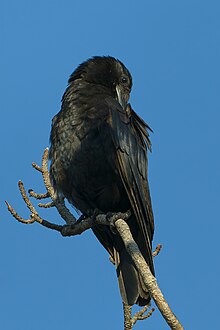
[[52, 118, 127, 214]]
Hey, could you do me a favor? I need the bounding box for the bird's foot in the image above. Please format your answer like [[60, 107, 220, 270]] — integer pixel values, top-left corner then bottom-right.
[[106, 210, 131, 234], [106, 212, 117, 234], [87, 208, 103, 221]]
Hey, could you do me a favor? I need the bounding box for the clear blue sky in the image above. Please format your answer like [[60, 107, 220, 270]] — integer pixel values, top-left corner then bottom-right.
[[1, 1, 220, 329]]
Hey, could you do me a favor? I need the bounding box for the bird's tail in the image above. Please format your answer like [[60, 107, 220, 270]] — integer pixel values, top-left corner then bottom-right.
[[114, 247, 150, 306]]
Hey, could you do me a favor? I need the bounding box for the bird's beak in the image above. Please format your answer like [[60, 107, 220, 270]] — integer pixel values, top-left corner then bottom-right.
[[116, 85, 130, 110]]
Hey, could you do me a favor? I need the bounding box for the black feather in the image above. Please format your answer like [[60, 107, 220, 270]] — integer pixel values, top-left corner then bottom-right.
[[49, 56, 154, 306]]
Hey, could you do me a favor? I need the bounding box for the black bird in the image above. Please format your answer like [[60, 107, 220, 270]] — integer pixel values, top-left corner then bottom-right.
[[49, 56, 154, 306]]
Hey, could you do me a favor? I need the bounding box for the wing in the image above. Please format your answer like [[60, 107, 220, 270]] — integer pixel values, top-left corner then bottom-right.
[[101, 99, 155, 274]]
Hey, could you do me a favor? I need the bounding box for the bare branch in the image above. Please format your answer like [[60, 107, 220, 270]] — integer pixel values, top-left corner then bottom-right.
[[60, 211, 131, 236], [115, 219, 184, 330], [53, 199, 77, 225], [122, 302, 154, 329], [32, 162, 43, 172], [123, 303, 132, 330], [6, 180, 47, 225], [41, 148, 56, 199], [109, 255, 115, 265], [18, 180, 37, 215], [132, 305, 154, 326], [5, 200, 35, 224], [38, 201, 55, 208], [6, 149, 184, 329], [153, 243, 162, 257], [28, 189, 50, 200], [40, 148, 77, 224], [6, 185, 131, 237], [7, 148, 76, 226], [40, 219, 63, 232]]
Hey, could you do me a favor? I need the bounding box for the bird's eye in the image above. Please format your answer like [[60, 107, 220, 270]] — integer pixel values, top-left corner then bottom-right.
[[120, 76, 128, 85]]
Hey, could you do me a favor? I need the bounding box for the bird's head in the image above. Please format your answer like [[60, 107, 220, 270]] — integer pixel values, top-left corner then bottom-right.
[[68, 56, 132, 109]]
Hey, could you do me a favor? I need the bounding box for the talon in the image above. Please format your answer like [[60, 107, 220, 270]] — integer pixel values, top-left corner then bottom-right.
[[106, 212, 120, 234], [106, 211, 132, 234]]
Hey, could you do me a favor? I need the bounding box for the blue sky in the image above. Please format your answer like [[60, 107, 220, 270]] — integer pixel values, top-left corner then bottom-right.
[[1, 1, 220, 329]]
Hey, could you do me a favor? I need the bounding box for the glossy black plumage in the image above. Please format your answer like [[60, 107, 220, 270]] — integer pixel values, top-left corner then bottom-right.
[[49, 56, 154, 306]]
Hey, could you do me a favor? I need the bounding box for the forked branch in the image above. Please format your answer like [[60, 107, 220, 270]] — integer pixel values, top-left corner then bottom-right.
[[6, 148, 184, 330]]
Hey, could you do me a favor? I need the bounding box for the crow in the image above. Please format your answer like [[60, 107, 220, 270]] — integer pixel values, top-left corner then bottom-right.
[[49, 56, 154, 306]]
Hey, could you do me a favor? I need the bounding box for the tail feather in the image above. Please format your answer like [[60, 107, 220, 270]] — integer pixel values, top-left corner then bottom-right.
[[114, 248, 150, 306]]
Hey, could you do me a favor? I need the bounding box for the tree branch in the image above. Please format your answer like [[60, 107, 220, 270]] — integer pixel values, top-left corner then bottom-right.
[[6, 148, 184, 329], [115, 219, 184, 330], [153, 243, 162, 257], [132, 304, 155, 326], [123, 303, 133, 330]]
